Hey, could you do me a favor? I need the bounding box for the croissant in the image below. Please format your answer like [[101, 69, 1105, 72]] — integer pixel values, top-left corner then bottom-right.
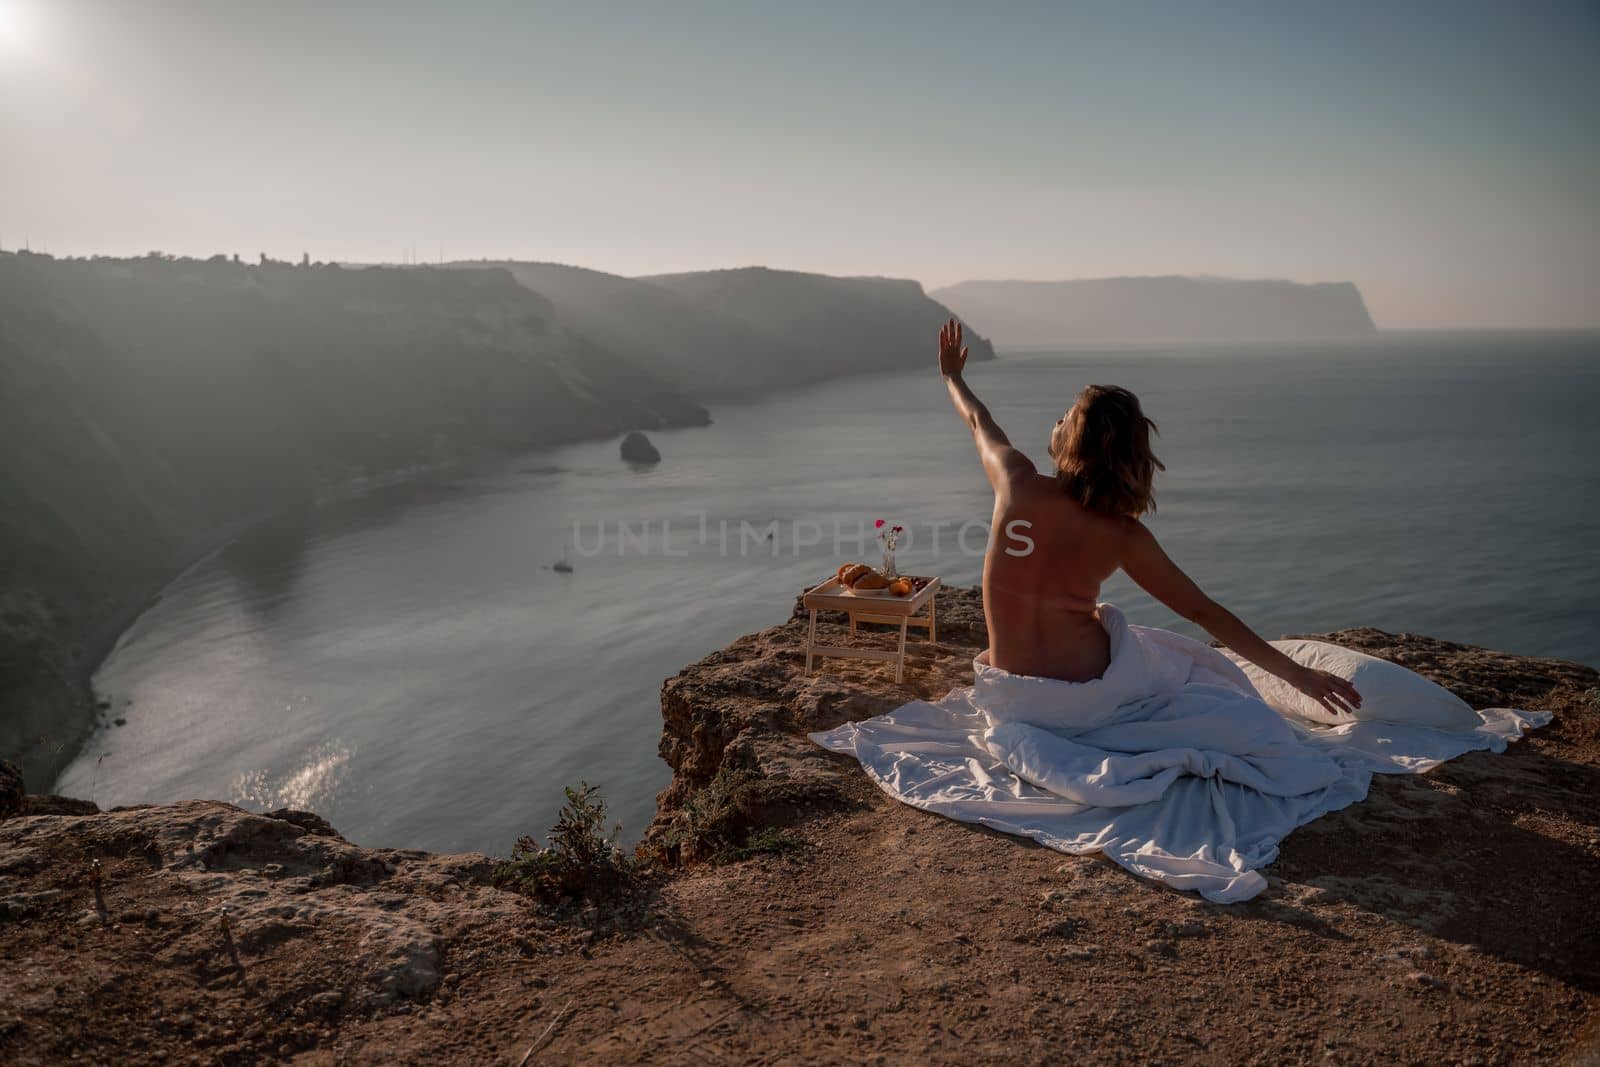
[[839, 562, 872, 587], [853, 569, 889, 591]]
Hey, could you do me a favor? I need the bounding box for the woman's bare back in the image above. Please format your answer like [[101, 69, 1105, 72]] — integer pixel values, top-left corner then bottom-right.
[[983, 472, 1126, 681]]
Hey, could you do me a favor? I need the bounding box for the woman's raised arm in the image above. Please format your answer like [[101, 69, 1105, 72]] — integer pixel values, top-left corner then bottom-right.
[[939, 319, 1034, 492]]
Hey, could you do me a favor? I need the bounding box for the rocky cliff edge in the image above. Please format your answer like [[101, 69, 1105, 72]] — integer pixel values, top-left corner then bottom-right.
[[2, 587, 1597, 1064]]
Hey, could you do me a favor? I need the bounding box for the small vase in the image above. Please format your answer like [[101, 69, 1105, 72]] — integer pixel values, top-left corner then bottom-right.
[[881, 546, 898, 579]]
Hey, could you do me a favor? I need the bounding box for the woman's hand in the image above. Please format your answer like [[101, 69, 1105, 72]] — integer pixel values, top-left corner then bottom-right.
[[1289, 667, 1363, 719], [938, 318, 969, 379]]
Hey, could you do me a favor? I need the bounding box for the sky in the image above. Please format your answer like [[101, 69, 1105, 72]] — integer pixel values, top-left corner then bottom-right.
[[1, 1, 1596, 329]]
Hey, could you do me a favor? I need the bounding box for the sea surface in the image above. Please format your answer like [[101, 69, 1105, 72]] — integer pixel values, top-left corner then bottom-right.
[[57, 332, 1600, 853]]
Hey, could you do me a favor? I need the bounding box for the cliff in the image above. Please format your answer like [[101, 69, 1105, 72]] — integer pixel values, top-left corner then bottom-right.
[[1, 254, 996, 788], [1, 591, 1595, 1063], [642, 267, 997, 391], [468, 262, 997, 398], [932, 276, 1379, 346], [0, 252, 709, 788], [461, 261, 792, 397]]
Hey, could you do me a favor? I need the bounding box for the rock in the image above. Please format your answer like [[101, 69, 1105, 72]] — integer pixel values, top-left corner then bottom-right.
[[1055, 946, 1098, 961], [264, 808, 339, 837], [307, 991, 343, 1012], [620, 430, 661, 464], [0, 798, 516, 1014], [644, 586, 991, 854], [24, 795, 99, 816], [1409, 970, 1449, 991], [1036, 918, 1085, 941], [0, 889, 64, 920], [0, 761, 22, 819], [1155, 919, 1208, 939]]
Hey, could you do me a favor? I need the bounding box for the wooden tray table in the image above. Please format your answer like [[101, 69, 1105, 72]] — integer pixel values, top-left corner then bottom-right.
[[802, 576, 941, 684]]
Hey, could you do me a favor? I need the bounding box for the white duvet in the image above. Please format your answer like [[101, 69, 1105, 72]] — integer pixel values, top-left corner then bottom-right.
[[809, 604, 1549, 902]]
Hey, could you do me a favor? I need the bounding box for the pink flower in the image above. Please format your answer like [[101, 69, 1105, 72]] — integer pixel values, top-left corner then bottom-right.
[[892, 525, 903, 533], [874, 519, 885, 529]]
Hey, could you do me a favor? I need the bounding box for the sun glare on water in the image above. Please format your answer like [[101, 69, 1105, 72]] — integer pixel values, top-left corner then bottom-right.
[[231, 741, 356, 813]]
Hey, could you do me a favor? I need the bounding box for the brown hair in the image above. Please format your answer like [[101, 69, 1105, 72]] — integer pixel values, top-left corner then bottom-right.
[[1049, 385, 1164, 517]]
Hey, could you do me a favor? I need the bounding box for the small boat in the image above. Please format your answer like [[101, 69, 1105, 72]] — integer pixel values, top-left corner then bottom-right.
[[549, 541, 574, 573]]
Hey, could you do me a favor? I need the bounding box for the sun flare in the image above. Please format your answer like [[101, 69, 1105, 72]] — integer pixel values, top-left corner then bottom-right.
[[0, 1, 36, 57]]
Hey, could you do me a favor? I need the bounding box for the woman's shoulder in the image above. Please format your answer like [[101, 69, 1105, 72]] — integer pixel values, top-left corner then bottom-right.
[[1012, 480, 1140, 537]]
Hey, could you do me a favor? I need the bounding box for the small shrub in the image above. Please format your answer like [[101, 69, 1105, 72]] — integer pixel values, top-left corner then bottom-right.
[[724, 825, 805, 861], [493, 782, 641, 907], [655, 767, 816, 864]]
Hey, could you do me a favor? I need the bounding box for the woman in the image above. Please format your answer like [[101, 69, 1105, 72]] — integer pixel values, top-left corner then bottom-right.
[[814, 321, 1542, 901], [936, 318, 1361, 719]]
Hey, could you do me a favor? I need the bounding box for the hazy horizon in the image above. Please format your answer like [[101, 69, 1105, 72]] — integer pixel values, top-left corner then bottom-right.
[[2, 1, 1596, 330]]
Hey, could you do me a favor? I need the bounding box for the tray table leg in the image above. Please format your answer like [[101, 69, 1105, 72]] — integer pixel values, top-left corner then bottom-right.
[[806, 608, 817, 674], [929, 591, 937, 643], [895, 616, 908, 684]]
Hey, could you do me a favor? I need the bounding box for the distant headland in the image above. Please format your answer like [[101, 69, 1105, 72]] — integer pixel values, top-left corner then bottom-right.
[[932, 275, 1379, 346]]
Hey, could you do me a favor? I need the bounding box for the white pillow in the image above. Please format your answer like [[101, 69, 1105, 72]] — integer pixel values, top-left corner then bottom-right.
[[1223, 639, 1481, 730]]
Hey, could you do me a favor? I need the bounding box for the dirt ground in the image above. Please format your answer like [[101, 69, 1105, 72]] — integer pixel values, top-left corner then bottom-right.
[[2, 600, 1597, 1065]]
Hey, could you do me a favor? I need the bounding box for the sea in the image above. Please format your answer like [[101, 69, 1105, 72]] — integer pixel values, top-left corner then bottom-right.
[[55, 332, 1600, 853]]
